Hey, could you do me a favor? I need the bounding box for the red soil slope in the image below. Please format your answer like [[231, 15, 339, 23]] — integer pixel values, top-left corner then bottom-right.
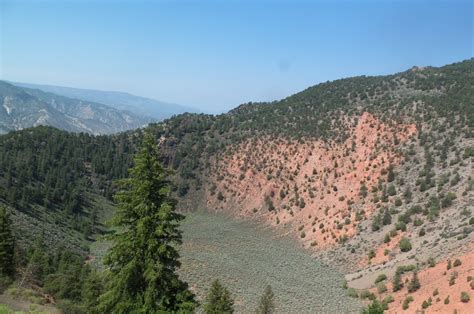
[[205, 112, 416, 248], [384, 250, 474, 313]]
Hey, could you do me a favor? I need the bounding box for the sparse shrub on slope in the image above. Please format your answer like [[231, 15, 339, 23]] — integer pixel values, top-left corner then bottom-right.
[[399, 237, 412, 252], [402, 296, 414, 310], [460, 291, 470, 303], [256, 285, 275, 314], [374, 274, 387, 284]]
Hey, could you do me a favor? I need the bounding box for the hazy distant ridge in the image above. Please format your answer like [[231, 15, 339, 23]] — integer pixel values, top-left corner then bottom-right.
[[13, 82, 198, 120], [0, 81, 152, 134]]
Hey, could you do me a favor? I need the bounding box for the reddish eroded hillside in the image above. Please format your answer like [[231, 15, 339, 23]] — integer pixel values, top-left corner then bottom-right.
[[379, 250, 474, 313], [205, 112, 416, 248]]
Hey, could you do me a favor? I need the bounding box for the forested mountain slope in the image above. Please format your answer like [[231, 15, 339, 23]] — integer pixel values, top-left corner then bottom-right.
[[0, 127, 136, 251], [0, 81, 152, 135], [0, 59, 472, 312]]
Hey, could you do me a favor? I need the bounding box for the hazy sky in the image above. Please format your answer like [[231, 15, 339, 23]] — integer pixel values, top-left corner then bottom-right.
[[1, 0, 472, 113]]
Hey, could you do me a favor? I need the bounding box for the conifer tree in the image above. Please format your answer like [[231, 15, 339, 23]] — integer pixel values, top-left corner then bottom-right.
[[408, 271, 421, 292], [362, 300, 384, 314], [204, 279, 234, 314], [0, 206, 15, 278], [27, 236, 47, 284], [382, 208, 392, 225], [387, 165, 395, 182], [392, 271, 403, 292], [359, 183, 368, 198], [81, 268, 104, 314], [98, 134, 196, 313], [256, 285, 275, 314]]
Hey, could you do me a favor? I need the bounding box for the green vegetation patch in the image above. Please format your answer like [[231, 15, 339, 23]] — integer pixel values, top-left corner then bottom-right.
[[177, 211, 363, 313]]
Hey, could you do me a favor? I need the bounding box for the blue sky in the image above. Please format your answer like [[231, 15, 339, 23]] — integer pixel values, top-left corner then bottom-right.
[[1, 0, 472, 113]]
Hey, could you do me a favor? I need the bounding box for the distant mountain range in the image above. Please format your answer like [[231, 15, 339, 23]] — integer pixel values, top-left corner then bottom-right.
[[0, 81, 152, 134], [13, 82, 198, 121]]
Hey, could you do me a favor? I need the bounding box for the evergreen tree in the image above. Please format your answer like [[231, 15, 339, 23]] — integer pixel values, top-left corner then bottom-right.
[[387, 165, 395, 182], [362, 300, 384, 314], [0, 206, 15, 278], [204, 279, 234, 314], [371, 212, 382, 232], [81, 269, 104, 314], [359, 183, 368, 198], [27, 236, 47, 284], [44, 251, 84, 301], [256, 285, 275, 314], [98, 134, 196, 313], [407, 271, 421, 292], [382, 208, 392, 225], [392, 271, 403, 292]]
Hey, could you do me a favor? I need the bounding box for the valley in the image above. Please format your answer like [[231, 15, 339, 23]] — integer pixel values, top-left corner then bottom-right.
[[0, 58, 472, 313], [180, 211, 361, 312], [91, 211, 363, 313], [1, 1, 472, 312]]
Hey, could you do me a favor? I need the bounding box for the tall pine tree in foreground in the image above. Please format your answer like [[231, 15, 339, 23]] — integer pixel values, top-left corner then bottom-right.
[[0, 206, 15, 279], [98, 134, 196, 313], [204, 279, 234, 314], [256, 285, 275, 314]]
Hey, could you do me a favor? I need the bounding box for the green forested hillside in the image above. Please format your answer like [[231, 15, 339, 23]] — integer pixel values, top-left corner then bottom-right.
[[0, 127, 136, 250], [0, 133, 199, 314]]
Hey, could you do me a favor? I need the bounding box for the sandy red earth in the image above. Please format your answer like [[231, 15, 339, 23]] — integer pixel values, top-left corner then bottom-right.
[[206, 112, 416, 248], [380, 250, 474, 313]]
